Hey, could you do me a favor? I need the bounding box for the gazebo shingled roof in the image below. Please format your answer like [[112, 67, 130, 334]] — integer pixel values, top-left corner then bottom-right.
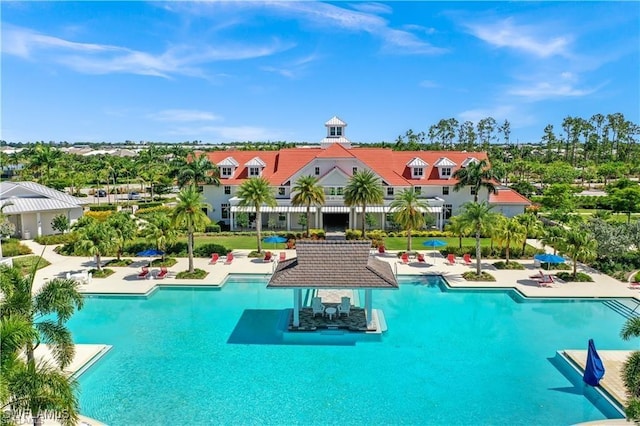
[[267, 240, 398, 289]]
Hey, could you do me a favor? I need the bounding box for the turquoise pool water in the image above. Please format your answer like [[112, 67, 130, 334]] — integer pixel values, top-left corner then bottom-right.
[[69, 276, 637, 425]]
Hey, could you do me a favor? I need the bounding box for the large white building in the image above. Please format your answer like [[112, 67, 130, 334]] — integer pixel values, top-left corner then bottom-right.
[[202, 117, 530, 231]]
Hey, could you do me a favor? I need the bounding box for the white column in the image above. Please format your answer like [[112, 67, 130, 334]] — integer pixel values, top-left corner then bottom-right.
[[365, 289, 373, 328], [36, 212, 42, 237], [286, 213, 291, 231], [230, 212, 235, 231], [381, 212, 385, 230], [293, 289, 301, 327], [315, 210, 319, 228]]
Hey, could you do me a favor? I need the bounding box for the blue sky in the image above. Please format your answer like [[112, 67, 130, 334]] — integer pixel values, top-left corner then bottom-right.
[[2, 1, 639, 144]]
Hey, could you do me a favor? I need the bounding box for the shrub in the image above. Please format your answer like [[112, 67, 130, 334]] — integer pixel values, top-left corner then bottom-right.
[[88, 204, 117, 211], [34, 234, 74, 245], [193, 243, 229, 257], [462, 271, 496, 281], [556, 272, 594, 282], [135, 206, 173, 217], [635, 271, 640, 283], [90, 268, 115, 278], [205, 223, 221, 233], [137, 201, 164, 208], [541, 262, 570, 270], [308, 229, 325, 239], [0, 239, 32, 257], [248, 250, 265, 258], [493, 261, 525, 270], [85, 211, 114, 222], [151, 257, 177, 267], [105, 258, 133, 267], [346, 229, 363, 240], [176, 268, 208, 279]]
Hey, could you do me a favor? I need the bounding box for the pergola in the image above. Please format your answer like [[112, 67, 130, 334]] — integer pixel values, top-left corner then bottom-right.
[[267, 240, 398, 328]]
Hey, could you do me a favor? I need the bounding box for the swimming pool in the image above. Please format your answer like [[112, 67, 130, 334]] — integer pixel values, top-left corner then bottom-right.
[[69, 276, 635, 425]]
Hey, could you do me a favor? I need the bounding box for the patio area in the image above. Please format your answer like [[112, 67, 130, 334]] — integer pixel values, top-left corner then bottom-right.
[[287, 305, 372, 332]]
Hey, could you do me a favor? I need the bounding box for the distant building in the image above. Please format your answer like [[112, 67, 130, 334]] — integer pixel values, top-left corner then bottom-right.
[[202, 117, 530, 231], [0, 182, 87, 239]]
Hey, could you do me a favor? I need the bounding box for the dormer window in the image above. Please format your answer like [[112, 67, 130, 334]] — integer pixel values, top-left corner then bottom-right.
[[249, 167, 261, 177], [217, 157, 239, 179], [407, 157, 428, 180], [434, 157, 457, 179], [221, 167, 233, 178], [245, 157, 266, 178], [412, 167, 424, 178], [441, 167, 451, 177]]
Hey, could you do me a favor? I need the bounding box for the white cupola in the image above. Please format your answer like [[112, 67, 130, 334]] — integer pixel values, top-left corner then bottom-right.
[[320, 116, 351, 149]]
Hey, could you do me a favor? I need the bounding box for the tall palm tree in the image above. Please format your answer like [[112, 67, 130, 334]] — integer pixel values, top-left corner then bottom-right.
[[177, 154, 220, 189], [452, 159, 499, 203], [458, 201, 495, 275], [107, 212, 138, 261], [515, 212, 542, 254], [74, 220, 118, 271], [344, 170, 384, 237], [559, 229, 598, 278], [445, 215, 470, 249], [495, 217, 527, 263], [142, 212, 178, 262], [291, 175, 325, 237], [172, 186, 211, 273], [236, 177, 276, 253], [620, 317, 640, 421], [389, 189, 429, 251], [541, 226, 565, 255], [27, 143, 61, 185]]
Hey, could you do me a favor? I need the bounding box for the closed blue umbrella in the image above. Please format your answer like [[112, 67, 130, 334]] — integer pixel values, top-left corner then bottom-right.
[[583, 339, 605, 386], [534, 253, 565, 270], [263, 235, 287, 249]]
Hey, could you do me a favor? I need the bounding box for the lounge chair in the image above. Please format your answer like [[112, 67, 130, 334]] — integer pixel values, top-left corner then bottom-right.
[[279, 252, 286, 262], [378, 245, 386, 254], [263, 251, 273, 262], [156, 267, 168, 279], [311, 297, 325, 317], [224, 252, 234, 265], [529, 270, 545, 279], [537, 274, 554, 287], [210, 253, 219, 264], [446, 254, 456, 265], [338, 297, 351, 317], [629, 282, 640, 289], [417, 253, 426, 263], [138, 267, 149, 279], [401, 253, 410, 264], [462, 254, 472, 265]]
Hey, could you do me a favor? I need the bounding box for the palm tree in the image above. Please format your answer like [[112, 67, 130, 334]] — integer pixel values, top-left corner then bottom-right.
[[496, 217, 527, 263], [27, 143, 61, 185], [291, 175, 325, 238], [452, 159, 499, 203], [177, 154, 220, 189], [344, 170, 384, 238], [236, 177, 276, 253], [541, 226, 565, 255], [515, 213, 542, 254], [389, 189, 429, 252], [142, 212, 178, 262], [172, 186, 211, 273], [558, 229, 597, 279], [445, 215, 470, 249], [74, 219, 118, 271], [620, 317, 640, 421], [107, 212, 138, 261], [458, 201, 495, 275], [0, 265, 83, 426]]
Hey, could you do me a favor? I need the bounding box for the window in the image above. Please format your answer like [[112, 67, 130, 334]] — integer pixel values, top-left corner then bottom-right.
[[249, 167, 260, 177], [221, 203, 229, 219], [224, 186, 231, 195], [278, 187, 286, 196], [330, 127, 337, 136], [221, 167, 232, 177], [442, 187, 449, 195], [328, 187, 336, 196], [441, 167, 452, 177], [336, 187, 344, 196], [444, 204, 452, 220], [336, 127, 342, 136], [470, 187, 477, 195], [387, 187, 394, 196], [315, 167, 320, 175], [353, 167, 358, 174], [278, 214, 286, 222], [413, 167, 423, 178], [414, 186, 422, 195]]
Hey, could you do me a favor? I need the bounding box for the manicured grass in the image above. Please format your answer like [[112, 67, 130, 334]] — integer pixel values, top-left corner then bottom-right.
[[12, 256, 51, 276], [90, 268, 115, 278], [575, 209, 640, 223]]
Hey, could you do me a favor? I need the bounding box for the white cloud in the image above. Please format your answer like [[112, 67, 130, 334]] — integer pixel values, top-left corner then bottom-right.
[[2, 25, 293, 78], [168, 125, 278, 142], [147, 109, 221, 122], [403, 24, 437, 35], [419, 80, 439, 89], [508, 82, 599, 100], [465, 18, 571, 58], [349, 2, 393, 15], [261, 53, 320, 79]]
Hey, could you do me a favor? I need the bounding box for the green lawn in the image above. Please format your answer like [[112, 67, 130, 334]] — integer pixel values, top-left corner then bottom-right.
[[575, 209, 640, 223], [12, 256, 51, 276]]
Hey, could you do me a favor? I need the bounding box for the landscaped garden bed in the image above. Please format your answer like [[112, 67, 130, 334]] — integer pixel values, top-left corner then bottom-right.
[[90, 268, 115, 278], [176, 268, 208, 279], [462, 271, 496, 281], [556, 272, 593, 282]]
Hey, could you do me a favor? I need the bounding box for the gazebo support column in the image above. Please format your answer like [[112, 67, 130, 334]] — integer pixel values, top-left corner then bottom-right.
[[293, 288, 301, 327], [365, 289, 373, 328]]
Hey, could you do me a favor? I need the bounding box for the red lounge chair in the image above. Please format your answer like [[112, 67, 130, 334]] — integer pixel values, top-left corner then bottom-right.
[[263, 251, 273, 262], [529, 270, 545, 279], [378, 245, 386, 254], [401, 253, 410, 264], [537, 274, 554, 287], [462, 254, 472, 265], [417, 253, 426, 263], [224, 252, 234, 264], [210, 253, 219, 264], [279, 252, 286, 262], [629, 282, 640, 289], [156, 267, 168, 279], [138, 267, 149, 279], [446, 254, 456, 265]]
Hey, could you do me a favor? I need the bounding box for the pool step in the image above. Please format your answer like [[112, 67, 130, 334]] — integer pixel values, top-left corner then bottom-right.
[[603, 299, 640, 320]]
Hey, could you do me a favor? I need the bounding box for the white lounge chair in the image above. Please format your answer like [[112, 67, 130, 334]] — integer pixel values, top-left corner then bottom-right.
[[311, 297, 325, 317], [337, 297, 351, 317]]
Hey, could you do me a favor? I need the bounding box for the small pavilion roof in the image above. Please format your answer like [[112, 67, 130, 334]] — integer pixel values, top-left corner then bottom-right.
[[433, 157, 457, 167], [267, 240, 398, 289]]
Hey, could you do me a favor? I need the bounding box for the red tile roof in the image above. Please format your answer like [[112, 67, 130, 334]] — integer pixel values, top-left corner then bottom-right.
[[489, 188, 531, 204]]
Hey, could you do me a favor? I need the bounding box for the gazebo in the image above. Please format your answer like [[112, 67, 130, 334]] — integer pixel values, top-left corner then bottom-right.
[[267, 240, 398, 329]]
